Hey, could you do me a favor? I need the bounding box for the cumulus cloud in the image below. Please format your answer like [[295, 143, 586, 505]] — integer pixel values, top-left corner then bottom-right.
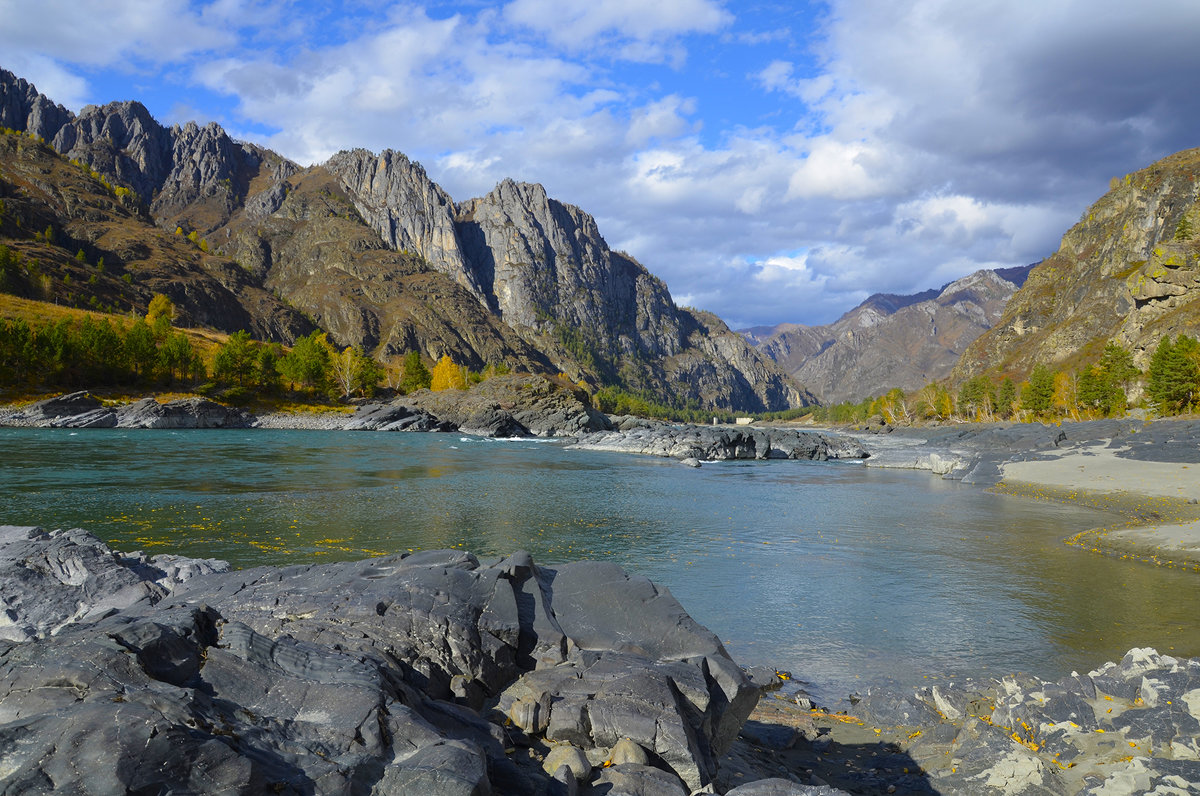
[[502, 0, 732, 62], [0, 0, 232, 68], [6, 0, 1200, 329]]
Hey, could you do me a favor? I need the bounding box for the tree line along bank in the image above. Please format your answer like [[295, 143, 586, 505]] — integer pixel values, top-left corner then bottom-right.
[[0, 293, 520, 406], [795, 338, 1200, 425]]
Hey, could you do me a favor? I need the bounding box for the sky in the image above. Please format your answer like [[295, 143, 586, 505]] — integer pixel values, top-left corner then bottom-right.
[[4, 0, 1200, 329]]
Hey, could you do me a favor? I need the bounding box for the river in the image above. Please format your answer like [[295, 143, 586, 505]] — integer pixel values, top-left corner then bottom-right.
[[3, 427, 1197, 704]]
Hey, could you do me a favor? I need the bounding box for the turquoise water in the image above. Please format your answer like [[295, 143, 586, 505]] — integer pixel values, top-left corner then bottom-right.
[[3, 427, 1198, 703]]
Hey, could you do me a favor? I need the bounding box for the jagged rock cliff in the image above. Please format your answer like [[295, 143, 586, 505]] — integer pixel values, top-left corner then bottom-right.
[[0, 67, 805, 412], [955, 148, 1200, 381], [753, 267, 1031, 403]]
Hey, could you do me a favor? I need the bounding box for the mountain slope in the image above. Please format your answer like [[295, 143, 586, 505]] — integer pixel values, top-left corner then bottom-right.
[[0, 131, 314, 340], [751, 267, 1032, 403], [955, 148, 1200, 381], [0, 67, 805, 411]]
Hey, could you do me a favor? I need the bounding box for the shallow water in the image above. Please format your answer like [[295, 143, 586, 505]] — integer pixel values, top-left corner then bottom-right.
[[3, 427, 1198, 703]]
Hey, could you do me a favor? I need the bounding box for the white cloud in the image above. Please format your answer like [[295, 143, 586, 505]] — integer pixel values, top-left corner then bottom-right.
[[785, 139, 897, 201], [502, 0, 732, 60], [0, 0, 231, 68], [7, 0, 1200, 331]]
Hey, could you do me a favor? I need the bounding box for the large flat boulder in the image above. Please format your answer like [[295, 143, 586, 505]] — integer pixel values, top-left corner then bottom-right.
[[0, 529, 762, 794]]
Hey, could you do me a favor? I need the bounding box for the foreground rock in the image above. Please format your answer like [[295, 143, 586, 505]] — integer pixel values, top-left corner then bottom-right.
[[1, 392, 251, 429], [570, 421, 868, 462], [0, 526, 762, 795]]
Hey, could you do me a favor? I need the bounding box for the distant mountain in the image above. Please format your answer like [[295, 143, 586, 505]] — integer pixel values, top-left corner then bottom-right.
[[954, 147, 1200, 383], [747, 266, 1034, 403], [0, 67, 808, 412]]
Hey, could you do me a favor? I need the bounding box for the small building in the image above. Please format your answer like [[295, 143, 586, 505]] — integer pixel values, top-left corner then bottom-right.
[[735, 417, 754, 426]]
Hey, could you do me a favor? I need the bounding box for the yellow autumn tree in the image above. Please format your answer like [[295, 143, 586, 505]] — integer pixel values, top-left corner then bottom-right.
[[430, 355, 468, 391], [1052, 371, 1079, 420], [146, 293, 175, 324]]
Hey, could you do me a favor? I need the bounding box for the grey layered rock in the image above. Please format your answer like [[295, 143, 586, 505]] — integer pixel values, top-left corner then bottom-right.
[[14, 391, 116, 427], [0, 529, 763, 794], [3, 395, 252, 430], [570, 423, 868, 461], [342, 402, 451, 432], [116, 396, 251, 428], [725, 781, 852, 796], [0, 525, 227, 642], [0, 68, 73, 141], [592, 763, 691, 795], [854, 647, 1200, 795], [325, 148, 485, 299]]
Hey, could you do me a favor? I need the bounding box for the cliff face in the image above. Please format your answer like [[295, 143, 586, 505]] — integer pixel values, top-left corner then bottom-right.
[[0, 67, 804, 411], [753, 268, 1030, 403], [955, 148, 1200, 381]]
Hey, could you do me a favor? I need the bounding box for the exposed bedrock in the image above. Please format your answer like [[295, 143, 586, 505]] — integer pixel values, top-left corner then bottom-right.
[[569, 421, 868, 462], [0, 526, 767, 795]]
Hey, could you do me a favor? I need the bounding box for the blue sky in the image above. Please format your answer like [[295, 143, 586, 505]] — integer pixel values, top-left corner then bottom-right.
[[5, 0, 1200, 329]]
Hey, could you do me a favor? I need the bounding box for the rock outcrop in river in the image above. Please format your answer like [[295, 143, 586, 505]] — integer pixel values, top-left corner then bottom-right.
[[569, 420, 869, 462], [0, 525, 770, 795], [0, 391, 251, 429]]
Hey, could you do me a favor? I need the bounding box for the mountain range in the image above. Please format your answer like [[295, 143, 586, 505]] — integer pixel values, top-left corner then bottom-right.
[[743, 265, 1033, 403], [4, 63, 1198, 412], [0, 68, 807, 413]]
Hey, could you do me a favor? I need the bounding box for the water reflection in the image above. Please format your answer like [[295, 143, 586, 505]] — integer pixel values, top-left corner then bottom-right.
[[2, 427, 1198, 703]]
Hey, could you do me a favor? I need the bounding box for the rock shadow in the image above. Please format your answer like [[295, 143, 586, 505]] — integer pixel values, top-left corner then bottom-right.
[[721, 718, 942, 795]]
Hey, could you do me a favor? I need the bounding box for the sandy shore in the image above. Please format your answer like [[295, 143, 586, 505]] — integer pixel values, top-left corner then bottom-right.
[[997, 441, 1200, 570]]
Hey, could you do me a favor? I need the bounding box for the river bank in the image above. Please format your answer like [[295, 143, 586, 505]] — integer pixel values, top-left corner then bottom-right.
[[846, 418, 1200, 572]]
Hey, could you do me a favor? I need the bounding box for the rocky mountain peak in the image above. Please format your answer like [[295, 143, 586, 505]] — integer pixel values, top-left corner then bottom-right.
[[754, 266, 1028, 402], [325, 147, 481, 299], [0, 66, 808, 412], [0, 68, 73, 140]]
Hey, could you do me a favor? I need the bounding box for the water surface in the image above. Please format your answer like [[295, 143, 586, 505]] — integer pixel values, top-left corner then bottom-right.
[[3, 427, 1197, 703]]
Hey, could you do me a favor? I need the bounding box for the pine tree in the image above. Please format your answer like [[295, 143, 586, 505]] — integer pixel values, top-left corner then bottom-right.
[[995, 377, 1017, 418], [1175, 215, 1194, 241], [125, 318, 159, 381], [398, 350, 431, 393], [213, 330, 259, 388], [1147, 335, 1200, 414], [278, 331, 333, 393], [1023, 364, 1055, 417]]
